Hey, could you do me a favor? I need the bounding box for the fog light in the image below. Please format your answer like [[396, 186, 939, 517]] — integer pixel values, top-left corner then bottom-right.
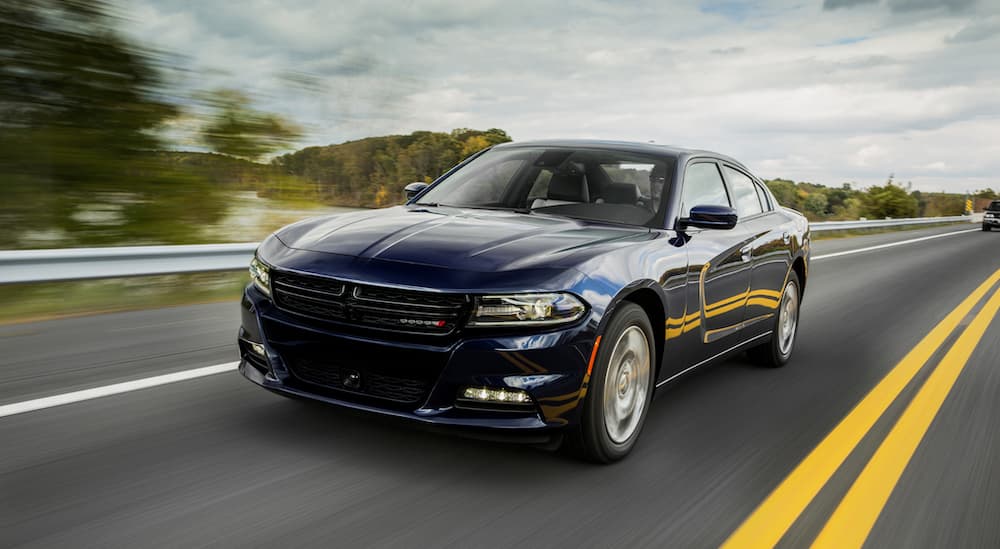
[[250, 342, 265, 356], [461, 386, 532, 404]]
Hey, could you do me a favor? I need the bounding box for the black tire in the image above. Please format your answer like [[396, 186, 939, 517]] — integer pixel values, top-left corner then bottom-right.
[[748, 271, 801, 368], [569, 302, 655, 463], [984, 225, 991, 232]]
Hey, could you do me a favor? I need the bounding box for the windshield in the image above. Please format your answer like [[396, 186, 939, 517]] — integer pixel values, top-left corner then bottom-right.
[[989, 201, 1000, 211], [416, 147, 671, 227]]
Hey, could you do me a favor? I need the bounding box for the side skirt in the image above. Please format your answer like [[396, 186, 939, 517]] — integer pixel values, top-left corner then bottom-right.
[[655, 331, 772, 389]]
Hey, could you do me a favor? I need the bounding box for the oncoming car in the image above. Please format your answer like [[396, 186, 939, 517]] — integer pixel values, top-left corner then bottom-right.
[[238, 140, 810, 462], [983, 200, 1000, 231]]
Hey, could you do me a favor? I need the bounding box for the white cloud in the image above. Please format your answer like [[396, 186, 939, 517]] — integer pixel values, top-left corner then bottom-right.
[[117, 0, 1000, 193]]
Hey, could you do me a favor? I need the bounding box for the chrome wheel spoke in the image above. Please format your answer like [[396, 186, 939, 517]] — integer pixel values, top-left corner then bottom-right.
[[603, 326, 651, 444]]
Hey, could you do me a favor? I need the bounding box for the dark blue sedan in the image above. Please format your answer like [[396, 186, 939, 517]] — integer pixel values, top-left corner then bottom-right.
[[238, 140, 810, 462]]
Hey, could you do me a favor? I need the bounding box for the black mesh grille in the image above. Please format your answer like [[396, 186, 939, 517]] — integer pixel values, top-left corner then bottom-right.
[[288, 356, 429, 404], [271, 271, 468, 335]]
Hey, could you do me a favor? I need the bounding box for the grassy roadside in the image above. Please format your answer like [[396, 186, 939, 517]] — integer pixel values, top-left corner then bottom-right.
[[0, 272, 248, 326], [0, 220, 979, 326]]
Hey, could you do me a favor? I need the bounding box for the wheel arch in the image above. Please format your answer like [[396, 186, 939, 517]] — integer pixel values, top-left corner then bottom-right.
[[791, 255, 807, 299], [603, 282, 669, 381]]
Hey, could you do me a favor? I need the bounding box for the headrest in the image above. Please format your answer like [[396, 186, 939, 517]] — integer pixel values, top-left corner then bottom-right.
[[547, 172, 589, 202], [603, 183, 639, 204]]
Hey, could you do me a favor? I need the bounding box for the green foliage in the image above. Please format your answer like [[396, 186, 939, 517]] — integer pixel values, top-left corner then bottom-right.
[[803, 192, 829, 217], [765, 177, 963, 222], [199, 89, 302, 161], [863, 182, 919, 219], [0, 0, 226, 248], [273, 128, 512, 207]]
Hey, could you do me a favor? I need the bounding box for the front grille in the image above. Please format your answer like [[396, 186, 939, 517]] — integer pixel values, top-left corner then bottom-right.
[[271, 271, 469, 335], [289, 356, 429, 404]]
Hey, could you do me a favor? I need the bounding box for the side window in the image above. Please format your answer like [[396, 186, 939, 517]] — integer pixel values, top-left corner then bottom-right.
[[724, 166, 763, 218], [753, 181, 772, 211], [681, 162, 730, 217]]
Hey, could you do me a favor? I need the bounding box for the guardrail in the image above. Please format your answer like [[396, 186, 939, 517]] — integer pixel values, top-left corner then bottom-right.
[[0, 243, 258, 284], [810, 214, 979, 232], [0, 215, 981, 284]]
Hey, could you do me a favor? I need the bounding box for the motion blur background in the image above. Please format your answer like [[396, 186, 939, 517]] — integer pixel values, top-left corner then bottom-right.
[[2, 0, 998, 320]]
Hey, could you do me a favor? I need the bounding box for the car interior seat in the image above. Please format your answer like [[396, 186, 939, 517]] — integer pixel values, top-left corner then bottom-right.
[[599, 182, 640, 205], [531, 171, 590, 209]]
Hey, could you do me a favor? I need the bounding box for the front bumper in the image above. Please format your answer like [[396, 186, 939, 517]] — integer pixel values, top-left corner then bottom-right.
[[984, 216, 1000, 226], [238, 285, 597, 434]]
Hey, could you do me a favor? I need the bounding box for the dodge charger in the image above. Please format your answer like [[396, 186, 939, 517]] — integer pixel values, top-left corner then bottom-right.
[[238, 140, 810, 462]]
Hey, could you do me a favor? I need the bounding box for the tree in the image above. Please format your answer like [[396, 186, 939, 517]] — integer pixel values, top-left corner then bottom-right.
[[864, 183, 919, 218], [803, 192, 829, 217], [0, 0, 227, 247], [200, 89, 302, 161], [765, 179, 799, 209]]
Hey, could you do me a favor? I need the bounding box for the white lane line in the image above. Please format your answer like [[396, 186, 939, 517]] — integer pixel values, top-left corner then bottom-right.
[[813, 228, 979, 261], [0, 362, 239, 419]]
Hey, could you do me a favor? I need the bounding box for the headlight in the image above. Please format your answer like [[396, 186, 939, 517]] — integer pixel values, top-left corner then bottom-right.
[[467, 293, 586, 326], [249, 255, 271, 297]]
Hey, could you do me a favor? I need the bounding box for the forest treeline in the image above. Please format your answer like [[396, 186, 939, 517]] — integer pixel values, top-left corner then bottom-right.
[[271, 128, 512, 207], [765, 176, 980, 220]]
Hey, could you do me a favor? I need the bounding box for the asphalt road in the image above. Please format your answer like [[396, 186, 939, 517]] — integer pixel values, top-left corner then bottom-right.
[[2, 223, 999, 548]]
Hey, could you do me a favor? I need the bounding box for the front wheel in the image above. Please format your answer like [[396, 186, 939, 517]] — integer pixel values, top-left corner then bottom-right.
[[984, 224, 991, 232], [571, 303, 655, 463], [748, 271, 801, 367]]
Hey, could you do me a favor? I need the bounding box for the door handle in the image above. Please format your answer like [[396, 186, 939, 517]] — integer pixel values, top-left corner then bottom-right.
[[740, 245, 752, 262]]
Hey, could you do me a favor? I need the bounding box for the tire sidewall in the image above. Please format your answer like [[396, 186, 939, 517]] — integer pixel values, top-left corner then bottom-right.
[[580, 302, 656, 462], [770, 271, 801, 366]]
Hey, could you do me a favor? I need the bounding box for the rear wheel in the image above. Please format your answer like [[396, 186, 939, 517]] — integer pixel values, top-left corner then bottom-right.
[[571, 303, 655, 463], [748, 271, 801, 367]]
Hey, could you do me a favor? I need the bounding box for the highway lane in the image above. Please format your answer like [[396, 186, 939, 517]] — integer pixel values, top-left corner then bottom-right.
[[2, 223, 999, 547]]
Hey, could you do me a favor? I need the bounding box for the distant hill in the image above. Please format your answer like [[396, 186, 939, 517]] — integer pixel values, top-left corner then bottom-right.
[[271, 128, 511, 207], [156, 128, 512, 209]]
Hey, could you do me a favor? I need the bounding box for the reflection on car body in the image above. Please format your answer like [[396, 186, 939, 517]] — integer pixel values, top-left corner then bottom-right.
[[238, 140, 810, 462]]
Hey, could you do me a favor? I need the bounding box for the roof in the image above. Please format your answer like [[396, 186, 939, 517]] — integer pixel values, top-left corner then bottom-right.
[[492, 139, 746, 168]]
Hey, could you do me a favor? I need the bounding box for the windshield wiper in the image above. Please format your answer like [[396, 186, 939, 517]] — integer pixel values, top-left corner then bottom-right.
[[446, 204, 532, 214]]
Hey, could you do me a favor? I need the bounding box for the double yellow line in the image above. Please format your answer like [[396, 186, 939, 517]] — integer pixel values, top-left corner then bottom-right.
[[723, 268, 1000, 549]]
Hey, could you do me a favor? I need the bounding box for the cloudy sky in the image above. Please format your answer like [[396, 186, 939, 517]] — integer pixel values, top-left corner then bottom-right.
[[120, 0, 1000, 193]]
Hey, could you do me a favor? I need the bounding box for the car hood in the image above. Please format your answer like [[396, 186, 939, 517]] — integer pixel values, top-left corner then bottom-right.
[[273, 206, 659, 272]]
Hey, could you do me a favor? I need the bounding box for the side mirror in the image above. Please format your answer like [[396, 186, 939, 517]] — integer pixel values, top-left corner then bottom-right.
[[683, 204, 738, 230], [404, 182, 429, 200]]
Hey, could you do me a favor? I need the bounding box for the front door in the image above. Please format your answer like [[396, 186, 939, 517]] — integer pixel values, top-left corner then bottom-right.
[[674, 161, 753, 366]]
